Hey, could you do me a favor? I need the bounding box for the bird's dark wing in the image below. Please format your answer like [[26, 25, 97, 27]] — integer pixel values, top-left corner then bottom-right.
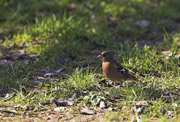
[[113, 61, 137, 80], [113, 61, 129, 74]]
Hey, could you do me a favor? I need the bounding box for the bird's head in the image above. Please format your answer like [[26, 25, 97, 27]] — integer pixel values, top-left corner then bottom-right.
[[97, 51, 115, 62]]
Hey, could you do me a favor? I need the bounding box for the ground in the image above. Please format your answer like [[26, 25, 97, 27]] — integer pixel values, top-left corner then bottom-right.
[[0, 0, 180, 122]]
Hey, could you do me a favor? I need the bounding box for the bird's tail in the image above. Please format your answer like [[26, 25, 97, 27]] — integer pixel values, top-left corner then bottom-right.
[[127, 74, 137, 80]]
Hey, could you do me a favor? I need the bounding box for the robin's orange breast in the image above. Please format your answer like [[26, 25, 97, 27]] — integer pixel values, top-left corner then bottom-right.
[[102, 62, 126, 83]]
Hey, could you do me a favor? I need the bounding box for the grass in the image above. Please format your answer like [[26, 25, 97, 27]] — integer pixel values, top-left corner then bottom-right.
[[0, 0, 180, 121]]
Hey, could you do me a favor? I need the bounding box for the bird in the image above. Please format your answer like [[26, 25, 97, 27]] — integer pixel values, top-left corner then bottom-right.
[[97, 51, 137, 83]]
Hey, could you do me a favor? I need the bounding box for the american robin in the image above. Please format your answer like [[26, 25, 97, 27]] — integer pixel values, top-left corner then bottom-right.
[[97, 51, 137, 83]]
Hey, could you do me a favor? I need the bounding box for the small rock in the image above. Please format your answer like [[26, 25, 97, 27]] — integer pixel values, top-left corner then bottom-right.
[[99, 101, 106, 108], [54, 107, 65, 112], [161, 51, 173, 57], [136, 100, 148, 106], [137, 107, 143, 113], [136, 20, 150, 27], [4, 93, 10, 99], [80, 108, 94, 115], [108, 107, 113, 112], [141, 81, 146, 83]]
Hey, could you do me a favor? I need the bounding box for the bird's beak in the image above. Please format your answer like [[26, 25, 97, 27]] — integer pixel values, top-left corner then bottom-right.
[[97, 54, 101, 59]]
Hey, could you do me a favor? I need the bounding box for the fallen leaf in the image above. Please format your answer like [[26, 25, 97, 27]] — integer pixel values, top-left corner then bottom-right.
[[161, 51, 173, 57], [0, 108, 18, 114], [0, 60, 14, 66], [44, 73, 57, 77], [51, 98, 73, 106], [107, 107, 113, 112], [80, 108, 94, 115], [4, 53, 29, 60], [55, 68, 64, 73], [136, 100, 148, 106], [136, 20, 150, 27], [137, 107, 143, 113], [54, 107, 65, 112]]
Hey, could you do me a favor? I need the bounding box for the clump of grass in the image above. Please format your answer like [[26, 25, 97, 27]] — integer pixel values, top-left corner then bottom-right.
[[68, 68, 98, 91], [106, 112, 122, 121], [83, 92, 105, 106], [52, 68, 99, 99], [0, 0, 180, 121]]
